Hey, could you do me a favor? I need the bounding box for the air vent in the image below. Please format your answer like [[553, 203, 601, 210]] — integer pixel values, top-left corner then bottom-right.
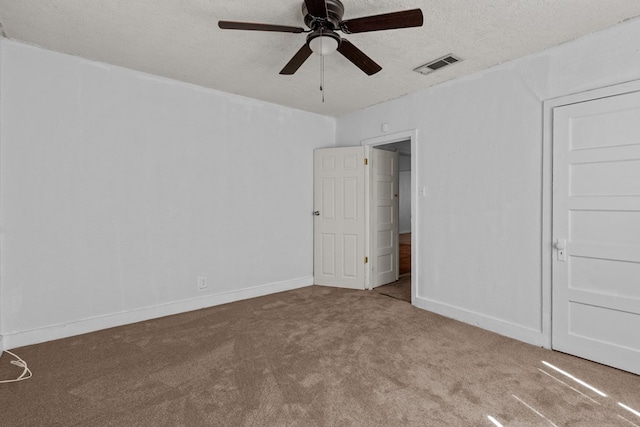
[[414, 54, 462, 75]]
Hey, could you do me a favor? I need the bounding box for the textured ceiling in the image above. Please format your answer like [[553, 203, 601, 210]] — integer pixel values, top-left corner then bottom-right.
[[1, 1, 640, 116]]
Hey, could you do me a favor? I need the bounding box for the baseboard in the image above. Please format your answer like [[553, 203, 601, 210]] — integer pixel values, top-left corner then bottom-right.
[[3, 276, 314, 350], [413, 295, 547, 348]]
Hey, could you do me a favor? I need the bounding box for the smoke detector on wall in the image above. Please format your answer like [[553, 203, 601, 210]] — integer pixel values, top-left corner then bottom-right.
[[414, 54, 462, 75]]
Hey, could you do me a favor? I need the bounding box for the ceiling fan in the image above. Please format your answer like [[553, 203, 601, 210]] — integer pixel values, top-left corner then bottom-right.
[[218, 0, 424, 76]]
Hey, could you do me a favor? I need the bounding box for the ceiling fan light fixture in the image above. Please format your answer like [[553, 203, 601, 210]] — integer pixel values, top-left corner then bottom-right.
[[309, 36, 339, 55], [307, 30, 340, 56]]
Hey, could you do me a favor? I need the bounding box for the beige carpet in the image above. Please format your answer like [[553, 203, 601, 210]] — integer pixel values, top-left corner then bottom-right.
[[1, 286, 639, 426], [373, 274, 411, 303]]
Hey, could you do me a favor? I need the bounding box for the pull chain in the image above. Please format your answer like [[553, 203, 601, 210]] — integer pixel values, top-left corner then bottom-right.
[[319, 30, 325, 103], [321, 51, 325, 103]]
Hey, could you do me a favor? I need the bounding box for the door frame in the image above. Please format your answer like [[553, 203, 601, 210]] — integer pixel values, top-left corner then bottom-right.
[[542, 78, 640, 349], [361, 129, 418, 303]]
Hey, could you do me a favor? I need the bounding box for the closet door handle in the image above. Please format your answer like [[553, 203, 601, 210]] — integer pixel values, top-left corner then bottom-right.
[[313, 211, 320, 216]]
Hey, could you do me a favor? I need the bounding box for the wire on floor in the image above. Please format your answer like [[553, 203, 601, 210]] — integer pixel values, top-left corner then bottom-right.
[[0, 350, 33, 384]]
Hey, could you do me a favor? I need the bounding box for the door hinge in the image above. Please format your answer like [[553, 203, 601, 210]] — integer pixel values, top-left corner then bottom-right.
[[364, 158, 368, 165], [364, 257, 368, 264]]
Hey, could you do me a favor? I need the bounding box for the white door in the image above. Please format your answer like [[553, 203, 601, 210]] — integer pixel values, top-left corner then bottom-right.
[[371, 148, 399, 288], [552, 90, 640, 375], [314, 147, 366, 289]]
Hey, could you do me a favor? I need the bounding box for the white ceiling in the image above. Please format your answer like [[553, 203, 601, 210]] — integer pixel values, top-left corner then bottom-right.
[[1, 1, 640, 117]]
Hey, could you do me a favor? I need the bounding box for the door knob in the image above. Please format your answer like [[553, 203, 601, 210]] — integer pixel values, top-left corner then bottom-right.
[[555, 239, 567, 262], [313, 211, 320, 216]]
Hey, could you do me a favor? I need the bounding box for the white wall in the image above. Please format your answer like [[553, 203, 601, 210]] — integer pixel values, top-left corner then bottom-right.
[[398, 170, 411, 234], [398, 154, 411, 233], [0, 39, 335, 348], [337, 17, 640, 346], [398, 154, 411, 172]]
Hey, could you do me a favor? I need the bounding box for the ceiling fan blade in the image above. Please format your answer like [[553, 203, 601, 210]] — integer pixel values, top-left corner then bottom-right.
[[280, 44, 314, 75], [337, 39, 381, 76], [218, 21, 305, 33], [340, 9, 423, 34], [304, 0, 328, 18]]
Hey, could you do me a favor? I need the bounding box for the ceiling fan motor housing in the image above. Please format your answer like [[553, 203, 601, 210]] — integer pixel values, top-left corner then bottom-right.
[[302, 0, 345, 30]]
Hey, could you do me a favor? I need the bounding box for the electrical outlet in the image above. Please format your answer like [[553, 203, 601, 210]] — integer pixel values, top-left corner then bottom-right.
[[197, 276, 208, 291]]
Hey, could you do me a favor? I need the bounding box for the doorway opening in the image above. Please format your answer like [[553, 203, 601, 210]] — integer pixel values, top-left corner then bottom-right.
[[312, 129, 418, 302], [365, 136, 414, 304]]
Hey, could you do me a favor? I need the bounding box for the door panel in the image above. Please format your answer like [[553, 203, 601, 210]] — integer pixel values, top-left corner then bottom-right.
[[552, 90, 640, 375], [571, 256, 640, 298], [372, 148, 399, 288], [314, 147, 366, 289]]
